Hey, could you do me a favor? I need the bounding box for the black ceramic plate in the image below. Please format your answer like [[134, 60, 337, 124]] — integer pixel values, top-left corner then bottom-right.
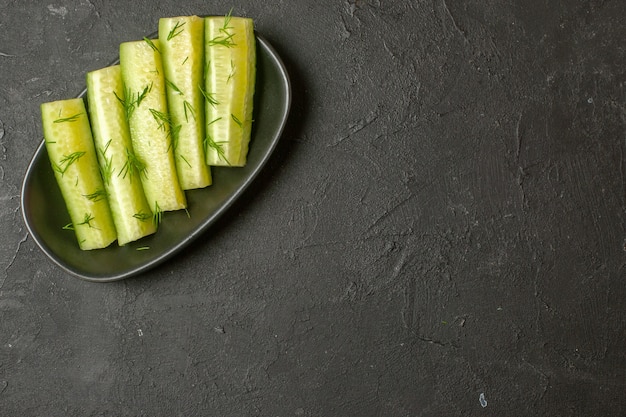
[[21, 34, 291, 282]]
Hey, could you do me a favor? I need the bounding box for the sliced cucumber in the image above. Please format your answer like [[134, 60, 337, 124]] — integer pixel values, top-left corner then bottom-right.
[[86, 65, 157, 245], [159, 15, 212, 190], [204, 15, 256, 167], [41, 98, 117, 250], [120, 38, 187, 215]]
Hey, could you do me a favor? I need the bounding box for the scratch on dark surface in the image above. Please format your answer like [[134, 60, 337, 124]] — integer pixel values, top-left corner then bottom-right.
[[416, 333, 457, 348], [523, 360, 550, 403], [0, 52, 15, 57], [83, 0, 101, 18], [344, 1, 358, 18], [382, 39, 395, 59], [532, 262, 543, 335], [441, 0, 469, 44], [515, 111, 523, 161], [329, 111, 378, 147], [367, 192, 415, 233], [619, 105, 626, 211], [517, 166, 527, 212], [390, 245, 409, 282], [1, 233, 27, 290], [0, 380, 7, 395], [339, 14, 352, 40], [401, 275, 417, 330]]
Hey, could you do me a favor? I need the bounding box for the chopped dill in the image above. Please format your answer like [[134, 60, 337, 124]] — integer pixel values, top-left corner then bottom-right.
[[98, 140, 114, 184], [153, 201, 162, 225], [77, 212, 96, 229], [143, 37, 160, 53], [207, 9, 236, 48], [179, 154, 192, 168], [115, 83, 152, 120], [169, 124, 181, 152], [167, 20, 186, 41], [136, 246, 150, 251], [101, 138, 112, 154], [149, 108, 180, 151], [53, 112, 82, 123], [118, 147, 146, 182], [149, 108, 172, 131], [182, 56, 189, 66], [183, 100, 196, 122], [207, 116, 222, 126], [165, 78, 184, 95], [53, 151, 86, 176], [113, 90, 128, 116], [227, 60, 236, 83], [204, 133, 230, 165], [231, 113, 243, 128], [207, 32, 235, 48], [83, 188, 107, 202], [198, 84, 219, 108], [133, 210, 151, 222], [63, 223, 74, 230], [135, 83, 152, 107]]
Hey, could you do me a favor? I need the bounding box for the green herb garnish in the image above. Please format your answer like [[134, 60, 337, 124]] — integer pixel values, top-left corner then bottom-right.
[[231, 114, 243, 128], [167, 21, 186, 41], [83, 188, 107, 202], [183, 100, 196, 122], [53, 151, 86, 176], [133, 210, 151, 222], [53, 112, 82, 123], [227, 60, 235, 83], [119, 147, 146, 181], [165, 78, 184, 95], [77, 213, 96, 228], [149, 108, 172, 131], [198, 84, 219, 108], [153, 201, 162, 225], [204, 132, 230, 166], [143, 37, 160, 53], [207, 9, 236, 48], [179, 154, 192, 168], [115, 83, 152, 120], [98, 139, 114, 184]]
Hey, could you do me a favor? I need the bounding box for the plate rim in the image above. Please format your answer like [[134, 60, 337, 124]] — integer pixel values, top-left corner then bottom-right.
[[20, 32, 292, 282]]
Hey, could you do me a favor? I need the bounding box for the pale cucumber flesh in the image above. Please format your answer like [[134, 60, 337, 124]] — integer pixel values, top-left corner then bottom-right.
[[204, 16, 256, 167], [86, 65, 157, 245], [41, 98, 117, 250], [159, 16, 212, 190], [120, 39, 187, 215]]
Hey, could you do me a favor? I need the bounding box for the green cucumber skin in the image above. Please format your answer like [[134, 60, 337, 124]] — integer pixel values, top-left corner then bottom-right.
[[204, 16, 256, 167], [86, 65, 157, 246], [119, 39, 187, 213], [41, 98, 117, 250], [159, 16, 212, 190]]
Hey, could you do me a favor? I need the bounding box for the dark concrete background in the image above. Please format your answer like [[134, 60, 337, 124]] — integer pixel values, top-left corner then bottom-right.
[[1, 0, 625, 415]]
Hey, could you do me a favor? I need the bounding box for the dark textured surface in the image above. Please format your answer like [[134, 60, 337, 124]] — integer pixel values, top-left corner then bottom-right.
[[1, 0, 625, 415]]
